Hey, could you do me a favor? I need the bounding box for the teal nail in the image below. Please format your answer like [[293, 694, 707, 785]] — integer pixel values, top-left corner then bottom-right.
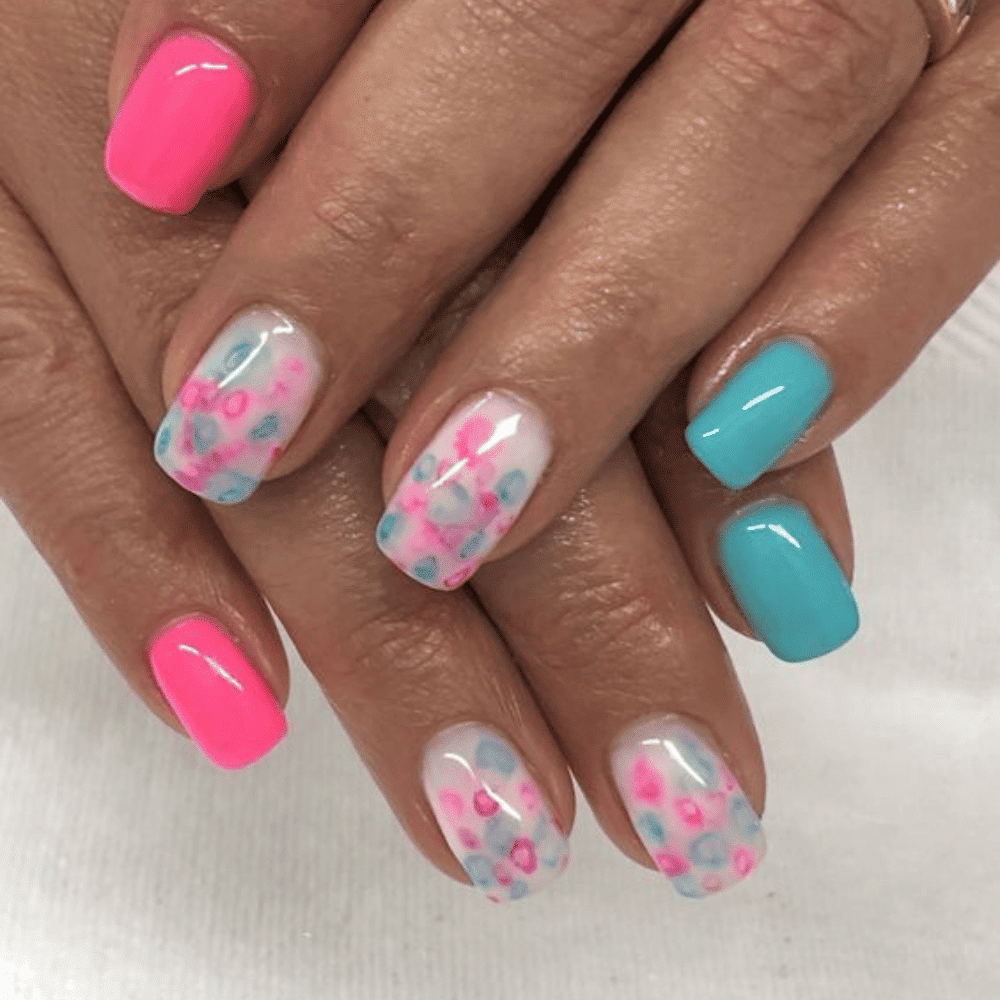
[[686, 340, 833, 490], [719, 501, 859, 663]]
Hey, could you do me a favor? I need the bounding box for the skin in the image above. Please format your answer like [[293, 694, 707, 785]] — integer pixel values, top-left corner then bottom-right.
[[102, 0, 1000, 590]]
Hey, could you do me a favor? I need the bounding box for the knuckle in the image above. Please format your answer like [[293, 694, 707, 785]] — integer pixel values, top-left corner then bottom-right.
[[707, 0, 918, 166], [453, 0, 665, 93]]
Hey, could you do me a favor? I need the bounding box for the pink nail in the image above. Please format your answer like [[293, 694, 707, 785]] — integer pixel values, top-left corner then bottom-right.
[[105, 32, 255, 214], [149, 615, 286, 769]]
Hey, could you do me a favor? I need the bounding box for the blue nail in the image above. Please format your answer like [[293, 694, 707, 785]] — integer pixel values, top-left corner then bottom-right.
[[686, 340, 833, 490], [719, 501, 859, 663]]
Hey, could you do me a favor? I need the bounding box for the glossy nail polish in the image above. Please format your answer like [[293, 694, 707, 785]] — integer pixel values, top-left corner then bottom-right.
[[154, 308, 322, 504], [149, 615, 287, 769], [719, 500, 859, 662], [105, 32, 255, 214], [612, 717, 765, 899], [423, 724, 569, 904], [686, 339, 833, 490], [376, 391, 551, 590]]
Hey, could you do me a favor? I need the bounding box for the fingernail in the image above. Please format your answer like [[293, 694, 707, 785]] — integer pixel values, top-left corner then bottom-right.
[[686, 339, 833, 490], [105, 32, 255, 214], [423, 723, 570, 904], [155, 308, 322, 504], [719, 500, 859, 662], [148, 615, 287, 769], [611, 717, 765, 899], [376, 391, 552, 590]]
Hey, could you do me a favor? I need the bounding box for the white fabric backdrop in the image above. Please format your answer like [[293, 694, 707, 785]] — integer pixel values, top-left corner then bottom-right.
[[0, 268, 998, 999]]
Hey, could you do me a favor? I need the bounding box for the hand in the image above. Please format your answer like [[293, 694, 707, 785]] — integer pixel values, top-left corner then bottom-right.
[[0, 0, 860, 905], [102, 0, 994, 599]]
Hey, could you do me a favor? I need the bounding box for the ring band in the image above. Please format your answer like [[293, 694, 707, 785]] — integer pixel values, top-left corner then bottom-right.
[[913, 0, 977, 62]]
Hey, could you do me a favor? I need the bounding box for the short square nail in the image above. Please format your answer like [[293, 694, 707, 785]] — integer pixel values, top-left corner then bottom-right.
[[105, 32, 255, 214], [376, 391, 552, 590], [685, 339, 833, 490], [719, 500, 860, 662], [149, 615, 287, 769], [422, 724, 569, 904], [154, 308, 322, 504], [611, 718, 765, 899]]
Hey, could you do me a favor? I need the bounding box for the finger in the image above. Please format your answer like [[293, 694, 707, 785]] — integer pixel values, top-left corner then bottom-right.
[[374, 0, 930, 589], [471, 441, 768, 898], [0, 184, 288, 770], [105, 0, 375, 213], [151, 0, 696, 503], [3, 11, 574, 899], [636, 378, 859, 663], [200, 412, 574, 903], [682, 0, 1000, 489]]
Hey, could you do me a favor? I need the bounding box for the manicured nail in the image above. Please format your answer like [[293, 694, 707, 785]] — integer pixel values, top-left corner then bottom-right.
[[423, 724, 569, 904], [105, 32, 255, 214], [612, 717, 765, 899], [719, 500, 859, 662], [376, 391, 551, 590], [149, 615, 287, 769], [686, 339, 833, 490], [154, 308, 322, 504]]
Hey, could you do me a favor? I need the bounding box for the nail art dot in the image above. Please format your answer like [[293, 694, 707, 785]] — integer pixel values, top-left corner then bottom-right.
[[463, 854, 494, 891], [510, 838, 538, 875], [412, 453, 437, 483], [730, 795, 763, 840], [689, 831, 730, 870], [509, 881, 530, 901], [636, 812, 667, 845], [655, 850, 691, 877], [475, 738, 517, 776], [427, 481, 474, 525], [459, 531, 486, 560], [191, 414, 220, 454], [483, 813, 519, 856], [250, 413, 279, 439], [473, 789, 500, 817], [223, 341, 254, 374], [495, 469, 528, 508], [413, 556, 439, 582], [673, 873, 706, 899], [211, 470, 258, 505], [377, 512, 403, 545], [155, 423, 172, 457]]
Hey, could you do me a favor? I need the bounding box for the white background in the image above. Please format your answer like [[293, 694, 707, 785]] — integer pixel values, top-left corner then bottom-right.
[[0, 271, 998, 999]]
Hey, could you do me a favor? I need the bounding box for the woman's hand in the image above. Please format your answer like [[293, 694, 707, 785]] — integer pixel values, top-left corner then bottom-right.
[[0, 0, 863, 902], [101, 0, 992, 597]]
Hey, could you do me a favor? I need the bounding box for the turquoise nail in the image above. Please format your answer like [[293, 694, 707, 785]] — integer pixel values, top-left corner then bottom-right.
[[719, 501, 859, 663], [686, 340, 833, 490]]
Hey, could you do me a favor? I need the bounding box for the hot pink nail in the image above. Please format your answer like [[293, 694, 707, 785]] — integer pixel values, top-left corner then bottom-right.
[[149, 615, 286, 769], [105, 32, 255, 214]]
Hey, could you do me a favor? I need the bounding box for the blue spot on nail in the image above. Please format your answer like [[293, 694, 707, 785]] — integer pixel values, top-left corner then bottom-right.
[[210, 471, 258, 505], [689, 832, 729, 870], [191, 414, 219, 455], [250, 413, 279, 440], [459, 531, 485, 560], [672, 874, 706, 899], [412, 453, 437, 483], [377, 512, 402, 545], [463, 854, 494, 891], [730, 795, 761, 841], [155, 424, 171, 458], [496, 469, 528, 508], [223, 341, 254, 373], [413, 556, 439, 582], [636, 812, 667, 846], [673, 734, 720, 792], [483, 814, 519, 858], [427, 481, 473, 525], [475, 738, 517, 777], [509, 881, 530, 900]]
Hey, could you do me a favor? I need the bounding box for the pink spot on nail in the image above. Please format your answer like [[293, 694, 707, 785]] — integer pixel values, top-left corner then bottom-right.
[[455, 415, 493, 459], [458, 827, 480, 850], [519, 781, 541, 815], [702, 875, 723, 893], [473, 789, 500, 817], [630, 756, 665, 806], [480, 492, 499, 514], [439, 790, 464, 824], [675, 797, 705, 828], [493, 862, 513, 886], [655, 851, 690, 877], [703, 792, 728, 826], [444, 567, 476, 589], [222, 390, 249, 418], [510, 838, 537, 875], [181, 381, 202, 410], [733, 847, 755, 877]]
